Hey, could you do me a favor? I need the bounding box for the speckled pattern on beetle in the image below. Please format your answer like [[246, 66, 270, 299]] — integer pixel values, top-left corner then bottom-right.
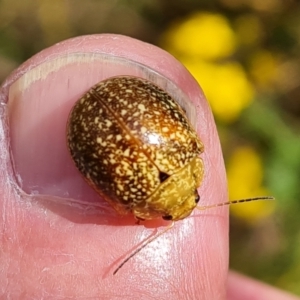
[[67, 76, 204, 221]]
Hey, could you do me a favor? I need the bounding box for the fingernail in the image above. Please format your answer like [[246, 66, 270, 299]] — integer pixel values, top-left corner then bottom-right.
[[5, 50, 200, 209]]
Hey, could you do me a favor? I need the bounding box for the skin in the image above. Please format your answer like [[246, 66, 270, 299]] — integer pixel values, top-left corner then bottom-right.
[[0, 34, 298, 300]]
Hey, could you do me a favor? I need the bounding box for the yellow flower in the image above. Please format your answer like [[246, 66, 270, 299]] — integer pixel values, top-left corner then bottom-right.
[[161, 11, 254, 122], [183, 59, 254, 122], [227, 146, 275, 223], [162, 12, 236, 60]]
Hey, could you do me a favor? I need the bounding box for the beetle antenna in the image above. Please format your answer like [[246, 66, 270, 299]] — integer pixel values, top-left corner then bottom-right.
[[113, 221, 175, 275], [197, 196, 275, 211], [113, 196, 274, 275]]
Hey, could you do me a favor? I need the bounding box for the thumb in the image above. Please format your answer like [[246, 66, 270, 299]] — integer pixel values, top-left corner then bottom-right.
[[0, 34, 228, 299]]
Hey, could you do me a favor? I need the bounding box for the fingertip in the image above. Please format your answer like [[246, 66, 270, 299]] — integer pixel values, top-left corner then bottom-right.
[[0, 34, 230, 297]]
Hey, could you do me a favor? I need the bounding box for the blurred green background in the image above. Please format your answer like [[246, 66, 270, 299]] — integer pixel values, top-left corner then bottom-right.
[[1, 0, 299, 295]]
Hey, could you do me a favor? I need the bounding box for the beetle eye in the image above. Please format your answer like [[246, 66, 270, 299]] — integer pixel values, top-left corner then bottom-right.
[[159, 172, 169, 183], [162, 215, 173, 220], [195, 191, 200, 203]]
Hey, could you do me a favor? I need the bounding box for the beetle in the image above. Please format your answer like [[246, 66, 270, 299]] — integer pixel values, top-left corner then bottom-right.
[[67, 76, 204, 222]]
